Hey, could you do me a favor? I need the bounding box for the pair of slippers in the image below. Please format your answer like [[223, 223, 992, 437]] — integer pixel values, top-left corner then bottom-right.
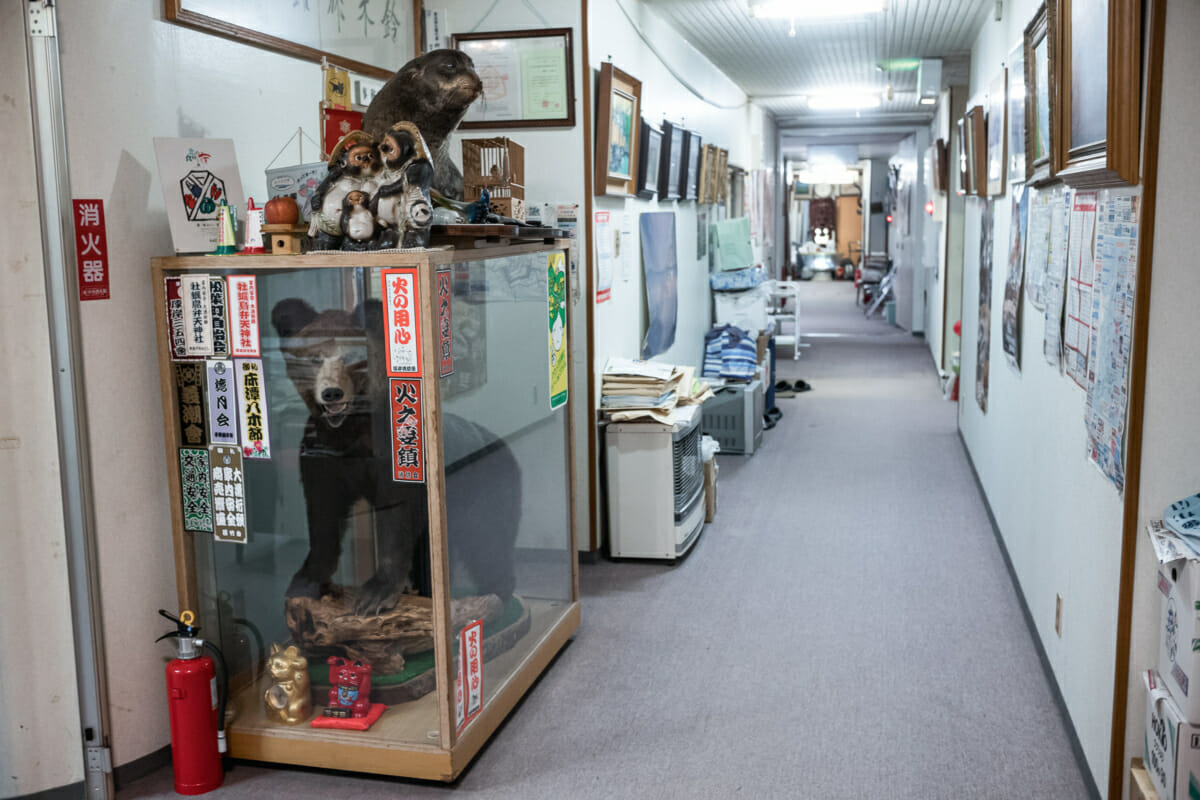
[[773, 379, 812, 397], [763, 407, 783, 430]]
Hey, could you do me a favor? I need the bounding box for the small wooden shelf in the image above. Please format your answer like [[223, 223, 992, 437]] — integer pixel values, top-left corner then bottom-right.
[[1131, 758, 1159, 800]]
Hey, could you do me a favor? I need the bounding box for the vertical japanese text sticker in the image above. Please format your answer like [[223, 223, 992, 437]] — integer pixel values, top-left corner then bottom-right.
[[173, 362, 208, 447], [226, 275, 261, 358], [178, 448, 213, 532], [181, 275, 214, 357], [382, 268, 422, 377], [209, 277, 230, 358], [235, 359, 271, 459], [205, 360, 238, 445], [548, 252, 568, 410], [72, 199, 109, 301], [458, 619, 483, 732], [389, 378, 424, 482], [208, 445, 247, 543], [437, 269, 453, 377], [164, 277, 190, 360]]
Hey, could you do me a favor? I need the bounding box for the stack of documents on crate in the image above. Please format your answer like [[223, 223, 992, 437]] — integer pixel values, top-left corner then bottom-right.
[[601, 357, 712, 424]]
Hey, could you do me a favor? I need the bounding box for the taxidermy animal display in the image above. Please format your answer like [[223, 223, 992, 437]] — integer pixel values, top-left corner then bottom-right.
[[308, 131, 380, 251], [372, 122, 434, 249], [271, 297, 521, 617], [263, 643, 312, 725], [363, 49, 483, 200]]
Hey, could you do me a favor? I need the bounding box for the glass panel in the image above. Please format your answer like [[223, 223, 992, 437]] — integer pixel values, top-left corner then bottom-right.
[[1069, 0, 1108, 150], [1034, 37, 1051, 161], [181, 264, 439, 748], [439, 252, 573, 735]]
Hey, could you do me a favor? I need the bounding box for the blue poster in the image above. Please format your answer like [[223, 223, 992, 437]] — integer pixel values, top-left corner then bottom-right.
[[639, 212, 678, 359]]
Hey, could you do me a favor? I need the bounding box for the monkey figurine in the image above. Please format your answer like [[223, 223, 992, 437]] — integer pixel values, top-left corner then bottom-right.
[[363, 50, 483, 200], [372, 122, 434, 249], [339, 190, 376, 251], [307, 130, 381, 251]]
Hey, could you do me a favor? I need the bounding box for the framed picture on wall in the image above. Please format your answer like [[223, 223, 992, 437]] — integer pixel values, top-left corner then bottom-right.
[[933, 138, 949, 192], [680, 129, 703, 201], [956, 118, 969, 195], [594, 62, 642, 197], [966, 106, 987, 198], [1007, 42, 1027, 184], [453, 28, 576, 129], [1053, 0, 1140, 186], [1024, 3, 1056, 185], [986, 70, 1007, 197], [715, 148, 729, 202], [658, 119, 684, 201], [636, 119, 662, 199]]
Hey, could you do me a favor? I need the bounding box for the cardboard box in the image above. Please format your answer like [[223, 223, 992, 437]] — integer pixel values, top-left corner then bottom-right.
[[704, 458, 717, 523], [1150, 523, 1200, 720], [756, 332, 771, 365], [1145, 669, 1200, 800]]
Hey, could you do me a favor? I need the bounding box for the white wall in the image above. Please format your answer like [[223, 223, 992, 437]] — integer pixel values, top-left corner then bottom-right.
[[0, 4, 86, 794], [888, 129, 931, 332], [589, 0, 773, 377], [1125, 2, 1200, 798], [958, 0, 1129, 790]]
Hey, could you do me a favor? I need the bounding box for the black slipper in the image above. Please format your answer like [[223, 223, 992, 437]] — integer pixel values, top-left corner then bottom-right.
[[766, 407, 783, 421], [774, 380, 791, 392], [794, 380, 812, 392], [762, 414, 777, 430]]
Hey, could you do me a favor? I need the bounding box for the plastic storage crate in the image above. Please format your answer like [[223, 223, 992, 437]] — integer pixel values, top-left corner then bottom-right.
[[701, 379, 764, 455]]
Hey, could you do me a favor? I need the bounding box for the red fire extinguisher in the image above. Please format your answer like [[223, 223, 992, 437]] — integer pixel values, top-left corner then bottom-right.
[[157, 609, 228, 795]]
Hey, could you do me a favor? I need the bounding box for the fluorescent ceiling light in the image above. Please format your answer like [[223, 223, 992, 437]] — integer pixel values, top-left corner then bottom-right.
[[919, 97, 937, 105], [807, 93, 882, 111], [750, 0, 885, 19], [876, 58, 921, 72], [796, 167, 860, 185]]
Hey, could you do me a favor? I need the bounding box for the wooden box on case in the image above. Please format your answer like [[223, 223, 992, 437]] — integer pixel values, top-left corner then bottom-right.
[[150, 241, 578, 781]]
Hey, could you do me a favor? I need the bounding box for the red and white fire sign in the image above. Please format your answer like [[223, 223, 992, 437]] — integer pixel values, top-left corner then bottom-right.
[[382, 268, 422, 377], [73, 199, 110, 301], [389, 378, 425, 483]]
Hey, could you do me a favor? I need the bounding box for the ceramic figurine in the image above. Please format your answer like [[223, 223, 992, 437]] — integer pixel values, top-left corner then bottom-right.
[[307, 131, 380, 251], [263, 643, 311, 725], [324, 656, 372, 718], [339, 190, 376, 251], [242, 197, 265, 254], [372, 122, 434, 249], [362, 50, 483, 200]]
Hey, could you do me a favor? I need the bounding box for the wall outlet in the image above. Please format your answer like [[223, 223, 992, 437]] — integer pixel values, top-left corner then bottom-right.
[[1055, 594, 1063, 637]]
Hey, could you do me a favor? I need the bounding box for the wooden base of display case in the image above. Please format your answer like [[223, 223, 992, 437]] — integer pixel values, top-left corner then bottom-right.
[[227, 600, 578, 781], [1130, 758, 1158, 800]]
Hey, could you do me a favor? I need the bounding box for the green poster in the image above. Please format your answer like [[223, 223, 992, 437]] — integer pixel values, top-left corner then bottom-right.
[[548, 252, 568, 410]]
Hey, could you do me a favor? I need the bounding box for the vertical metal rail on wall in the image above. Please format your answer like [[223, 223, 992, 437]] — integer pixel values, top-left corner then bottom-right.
[[24, 3, 114, 798]]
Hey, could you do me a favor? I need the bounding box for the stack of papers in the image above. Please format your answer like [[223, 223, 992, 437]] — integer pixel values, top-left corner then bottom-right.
[[1165, 493, 1200, 538], [602, 357, 685, 424]]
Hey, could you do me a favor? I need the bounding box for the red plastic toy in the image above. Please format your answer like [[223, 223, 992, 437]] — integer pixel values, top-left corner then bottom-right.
[[326, 656, 372, 718]]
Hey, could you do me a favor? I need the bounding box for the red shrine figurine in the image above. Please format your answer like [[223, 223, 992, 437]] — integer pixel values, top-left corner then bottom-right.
[[310, 656, 386, 731]]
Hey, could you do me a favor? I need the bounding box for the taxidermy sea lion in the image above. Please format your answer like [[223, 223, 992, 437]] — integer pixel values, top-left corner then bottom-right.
[[363, 49, 483, 200]]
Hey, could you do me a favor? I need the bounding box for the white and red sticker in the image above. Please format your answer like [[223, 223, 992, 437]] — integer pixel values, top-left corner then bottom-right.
[[181, 275, 214, 357], [73, 199, 110, 301], [437, 269, 453, 377], [164, 277, 192, 360], [226, 275, 261, 358], [457, 619, 483, 732], [382, 268, 422, 377], [234, 359, 271, 460], [389, 378, 424, 482]]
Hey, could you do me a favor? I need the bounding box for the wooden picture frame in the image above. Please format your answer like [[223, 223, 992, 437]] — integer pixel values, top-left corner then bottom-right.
[[965, 106, 988, 197], [1007, 41, 1027, 185], [453, 28, 576, 130], [933, 138, 949, 192], [1053, 0, 1140, 186], [636, 119, 662, 200], [956, 118, 970, 195], [594, 63, 642, 197], [164, 0, 408, 81], [715, 149, 729, 202], [987, 70, 1008, 197], [1024, 3, 1057, 185], [658, 119, 685, 201], [698, 144, 717, 204], [680, 129, 703, 202]]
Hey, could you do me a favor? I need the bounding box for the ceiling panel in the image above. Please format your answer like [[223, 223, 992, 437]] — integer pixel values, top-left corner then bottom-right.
[[640, 0, 989, 126]]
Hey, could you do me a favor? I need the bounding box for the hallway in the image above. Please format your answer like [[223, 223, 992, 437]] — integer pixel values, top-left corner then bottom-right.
[[119, 282, 1092, 799]]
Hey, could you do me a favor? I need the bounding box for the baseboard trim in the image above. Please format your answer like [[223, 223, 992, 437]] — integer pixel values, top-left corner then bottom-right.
[[14, 781, 84, 800], [957, 431, 1102, 800], [114, 744, 172, 790]]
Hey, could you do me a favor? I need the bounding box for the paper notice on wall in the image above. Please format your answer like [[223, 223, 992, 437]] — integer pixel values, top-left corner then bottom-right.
[[976, 199, 994, 413], [235, 359, 271, 460], [1063, 191, 1098, 388], [205, 360, 239, 445], [179, 447, 214, 533], [595, 211, 613, 303], [1024, 187, 1053, 311], [1043, 188, 1072, 369], [1001, 188, 1028, 371], [620, 212, 636, 283], [1085, 189, 1141, 492], [382, 268, 423, 377], [209, 445, 247, 544]]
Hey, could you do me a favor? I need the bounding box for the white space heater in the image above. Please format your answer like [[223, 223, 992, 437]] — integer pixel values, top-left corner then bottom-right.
[[604, 405, 706, 560]]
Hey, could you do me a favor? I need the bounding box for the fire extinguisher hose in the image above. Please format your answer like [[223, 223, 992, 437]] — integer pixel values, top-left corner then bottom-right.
[[201, 639, 229, 753]]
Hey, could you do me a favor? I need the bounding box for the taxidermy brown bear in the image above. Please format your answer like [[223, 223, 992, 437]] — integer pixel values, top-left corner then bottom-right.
[[363, 49, 483, 200], [271, 297, 521, 617]]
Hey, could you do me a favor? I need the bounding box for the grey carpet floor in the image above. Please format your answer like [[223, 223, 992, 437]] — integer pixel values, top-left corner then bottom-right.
[[119, 281, 1092, 799]]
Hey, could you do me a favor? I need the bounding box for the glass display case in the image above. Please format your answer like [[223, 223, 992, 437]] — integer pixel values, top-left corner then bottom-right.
[[151, 242, 578, 780]]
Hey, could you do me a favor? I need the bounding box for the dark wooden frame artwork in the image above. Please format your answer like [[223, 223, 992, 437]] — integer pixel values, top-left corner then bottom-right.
[[594, 62, 642, 197], [933, 138, 949, 192], [956, 118, 969, 195], [658, 119, 685, 201], [987, 70, 1008, 197], [453, 28, 577, 130], [680, 129, 703, 202], [965, 106, 988, 197], [1024, 3, 1057, 185], [636, 119, 662, 199], [1053, 0, 1140, 186]]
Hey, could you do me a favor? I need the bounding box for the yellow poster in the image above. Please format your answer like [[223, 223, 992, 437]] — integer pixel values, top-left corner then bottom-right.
[[324, 65, 351, 110], [548, 252, 568, 410]]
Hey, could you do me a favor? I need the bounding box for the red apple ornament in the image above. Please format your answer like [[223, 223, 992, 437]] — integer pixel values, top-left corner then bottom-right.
[[265, 195, 300, 226]]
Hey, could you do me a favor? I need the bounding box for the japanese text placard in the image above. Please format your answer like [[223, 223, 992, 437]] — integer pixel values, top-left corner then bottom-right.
[[389, 378, 424, 482], [205, 360, 239, 445], [548, 252, 568, 410], [181, 275, 214, 357], [458, 619, 483, 732], [173, 362, 208, 447], [235, 359, 271, 460], [72, 199, 109, 301], [437, 269, 453, 377], [382, 268, 422, 377], [208, 445, 247, 543], [179, 447, 213, 533], [164, 277, 192, 360], [227, 275, 261, 358], [209, 277, 230, 358]]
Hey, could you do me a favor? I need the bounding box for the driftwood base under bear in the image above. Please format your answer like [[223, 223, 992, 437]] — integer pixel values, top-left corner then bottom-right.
[[285, 586, 531, 705]]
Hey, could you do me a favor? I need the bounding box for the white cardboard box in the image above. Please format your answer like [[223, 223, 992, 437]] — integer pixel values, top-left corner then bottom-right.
[[1145, 669, 1200, 800], [1149, 522, 1200, 720]]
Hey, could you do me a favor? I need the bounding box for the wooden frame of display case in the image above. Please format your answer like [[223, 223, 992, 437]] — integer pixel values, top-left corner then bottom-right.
[[150, 242, 579, 781]]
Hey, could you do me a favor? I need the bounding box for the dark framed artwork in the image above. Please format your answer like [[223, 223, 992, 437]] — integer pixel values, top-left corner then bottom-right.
[[453, 28, 576, 129], [594, 62, 642, 197], [680, 129, 703, 201], [956, 118, 969, 195], [658, 119, 684, 201], [636, 119, 662, 199], [933, 138, 949, 192], [1053, 0, 1140, 186], [967, 107, 987, 198], [1024, 3, 1057, 185], [1007, 42, 1027, 184], [987, 70, 1007, 197]]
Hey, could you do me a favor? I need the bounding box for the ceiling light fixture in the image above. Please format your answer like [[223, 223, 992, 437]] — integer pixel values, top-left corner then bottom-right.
[[749, 0, 886, 20], [807, 93, 882, 111], [919, 97, 937, 106]]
